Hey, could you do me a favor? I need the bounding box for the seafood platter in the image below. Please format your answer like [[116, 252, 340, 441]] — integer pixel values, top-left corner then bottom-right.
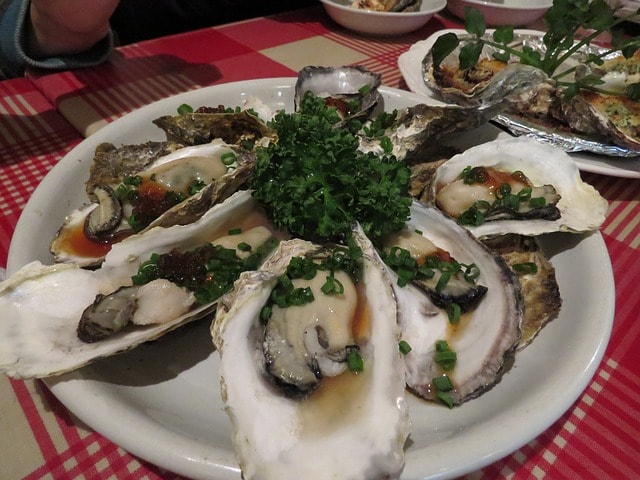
[[399, 28, 640, 178], [0, 66, 614, 479]]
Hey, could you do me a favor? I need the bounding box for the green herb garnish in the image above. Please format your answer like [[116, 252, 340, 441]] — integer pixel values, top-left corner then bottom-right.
[[512, 262, 539, 274], [177, 103, 193, 115], [434, 340, 457, 371], [399, 340, 412, 355], [432, 374, 455, 408], [251, 91, 411, 244], [347, 349, 364, 372]]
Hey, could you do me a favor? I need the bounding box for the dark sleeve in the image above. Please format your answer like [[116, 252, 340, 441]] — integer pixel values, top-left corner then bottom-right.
[[0, 0, 114, 80]]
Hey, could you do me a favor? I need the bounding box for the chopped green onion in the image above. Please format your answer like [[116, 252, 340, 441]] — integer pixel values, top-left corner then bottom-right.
[[462, 263, 480, 283], [227, 227, 242, 235], [435, 271, 451, 293], [188, 179, 206, 195], [321, 275, 344, 295], [512, 262, 538, 274], [399, 340, 412, 355], [259, 306, 272, 325], [434, 350, 457, 371], [177, 103, 193, 115], [436, 391, 455, 408], [221, 152, 237, 166], [434, 340, 457, 371], [123, 175, 143, 186], [237, 242, 252, 252], [432, 374, 453, 392], [529, 196, 547, 208], [347, 349, 364, 372], [446, 303, 461, 324]]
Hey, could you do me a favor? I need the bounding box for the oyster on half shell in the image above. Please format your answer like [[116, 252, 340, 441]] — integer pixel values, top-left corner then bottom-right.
[[381, 202, 523, 404], [211, 225, 410, 480], [0, 191, 279, 379], [425, 137, 608, 239], [294, 65, 382, 125], [51, 141, 254, 267]]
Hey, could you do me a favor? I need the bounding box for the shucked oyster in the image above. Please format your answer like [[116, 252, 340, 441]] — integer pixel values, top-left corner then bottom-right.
[[0, 191, 279, 379], [294, 65, 382, 125], [212, 226, 410, 480], [425, 137, 608, 239], [381, 201, 523, 405], [51, 141, 254, 267]]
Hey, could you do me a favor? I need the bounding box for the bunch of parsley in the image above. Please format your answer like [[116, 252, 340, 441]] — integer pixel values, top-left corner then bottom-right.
[[251, 92, 411, 244], [431, 0, 640, 99]]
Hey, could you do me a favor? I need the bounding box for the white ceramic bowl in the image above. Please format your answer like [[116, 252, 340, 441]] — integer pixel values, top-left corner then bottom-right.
[[320, 0, 447, 36], [446, 0, 552, 26]]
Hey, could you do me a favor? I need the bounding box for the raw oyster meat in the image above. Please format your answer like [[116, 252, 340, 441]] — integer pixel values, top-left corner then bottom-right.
[[0, 191, 279, 379], [212, 226, 410, 480], [294, 65, 382, 125], [381, 201, 523, 405], [51, 141, 254, 267], [425, 137, 608, 239]]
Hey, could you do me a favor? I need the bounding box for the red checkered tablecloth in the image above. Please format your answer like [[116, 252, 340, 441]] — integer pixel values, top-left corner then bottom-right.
[[1, 6, 639, 480]]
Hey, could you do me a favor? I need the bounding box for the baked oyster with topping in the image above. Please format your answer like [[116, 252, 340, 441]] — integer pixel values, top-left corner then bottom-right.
[[422, 31, 640, 156]]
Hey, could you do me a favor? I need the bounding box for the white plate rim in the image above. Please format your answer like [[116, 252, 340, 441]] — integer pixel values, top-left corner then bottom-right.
[[7, 78, 615, 480], [397, 28, 640, 179]]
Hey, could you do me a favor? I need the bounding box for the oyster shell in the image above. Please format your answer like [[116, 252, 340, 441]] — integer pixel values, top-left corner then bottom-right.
[[86, 140, 185, 196], [211, 226, 410, 480], [153, 109, 276, 146], [294, 65, 382, 124], [381, 201, 523, 405], [483, 234, 562, 350], [51, 141, 254, 267], [425, 137, 608, 239], [357, 102, 506, 162], [0, 191, 280, 379]]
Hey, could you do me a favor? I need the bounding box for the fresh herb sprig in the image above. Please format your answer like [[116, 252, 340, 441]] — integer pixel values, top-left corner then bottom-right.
[[431, 0, 640, 99], [251, 91, 411, 244]]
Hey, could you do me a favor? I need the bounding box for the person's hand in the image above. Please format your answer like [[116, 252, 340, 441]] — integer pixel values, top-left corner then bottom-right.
[[27, 0, 120, 57]]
